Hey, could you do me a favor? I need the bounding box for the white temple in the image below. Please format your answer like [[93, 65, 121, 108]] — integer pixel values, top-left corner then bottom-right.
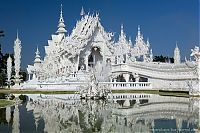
[[22, 5, 198, 92]]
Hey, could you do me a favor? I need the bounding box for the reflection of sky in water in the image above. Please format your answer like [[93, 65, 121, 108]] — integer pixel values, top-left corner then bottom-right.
[[0, 94, 199, 133]]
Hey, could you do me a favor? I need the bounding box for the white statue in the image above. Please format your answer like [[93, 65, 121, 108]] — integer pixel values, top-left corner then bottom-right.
[[189, 46, 200, 95], [13, 31, 22, 88], [7, 55, 12, 87]]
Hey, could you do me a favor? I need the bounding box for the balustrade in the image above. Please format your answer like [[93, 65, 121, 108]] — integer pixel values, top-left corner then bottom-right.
[[99, 82, 152, 90]]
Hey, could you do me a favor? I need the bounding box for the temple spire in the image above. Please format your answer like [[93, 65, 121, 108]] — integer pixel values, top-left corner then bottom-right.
[[119, 24, 127, 43], [34, 46, 41, 64], [80, 6, 85, 17], [36, 46, 40, 56], [137, 25, 141, 37], [17, 29, 19, 40], [121, 24, 124, 36], [174, 42, 181, 64], [129, 37, 132, 45], [15, 29, 20, 42], [147, 37, 150, 47], [175, 41, 178, 48], [56, 4, 67, 34]]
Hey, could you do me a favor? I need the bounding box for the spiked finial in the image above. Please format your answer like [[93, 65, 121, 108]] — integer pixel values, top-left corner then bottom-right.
[[36, 46, 40, 55], [176, 41, 179, 48], [34, 46, 41, 63], [80, 6, 85, 17], [15, 29, 21, 44], [174, 41, 181, 64], [128, 37, 132, 46], [137, 25, 141, 36], [56, 4, 67, 34], [121, 24, 124, 36], [17, 29, 19, 39], [119, 24, 126, 43], [147, 37, 150, 47]]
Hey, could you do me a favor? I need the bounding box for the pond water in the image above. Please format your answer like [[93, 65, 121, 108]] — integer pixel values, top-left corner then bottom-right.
[[0, 94, 199, 133]]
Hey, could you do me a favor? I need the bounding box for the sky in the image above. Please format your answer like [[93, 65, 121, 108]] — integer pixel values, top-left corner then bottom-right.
[[0, 0, 199, 69]]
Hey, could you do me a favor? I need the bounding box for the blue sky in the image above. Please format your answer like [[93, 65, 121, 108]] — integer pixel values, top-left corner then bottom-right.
[[0, 0, 199, 69]]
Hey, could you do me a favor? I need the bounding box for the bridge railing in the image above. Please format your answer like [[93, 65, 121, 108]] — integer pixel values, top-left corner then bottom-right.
[[22, 81, 152, 90], [99, 82, 152, 90]]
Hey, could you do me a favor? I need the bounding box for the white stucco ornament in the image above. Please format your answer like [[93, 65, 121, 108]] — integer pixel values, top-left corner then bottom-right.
[[190, 46, 200, 95]]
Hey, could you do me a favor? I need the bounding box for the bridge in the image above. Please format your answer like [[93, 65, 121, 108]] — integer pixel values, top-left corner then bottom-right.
[[111, 62, 197, 90]]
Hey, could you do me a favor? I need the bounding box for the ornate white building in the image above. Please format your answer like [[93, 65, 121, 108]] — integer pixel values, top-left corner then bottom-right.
[[23, 5, 198, 92]]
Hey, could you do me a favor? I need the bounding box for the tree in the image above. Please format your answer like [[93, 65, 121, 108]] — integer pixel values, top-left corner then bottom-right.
[[153, 55, 174, 63]]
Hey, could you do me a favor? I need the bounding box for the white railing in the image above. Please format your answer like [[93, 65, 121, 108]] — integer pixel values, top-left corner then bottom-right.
[[99, 82, 152, 90], [22, 81, 152, 90]]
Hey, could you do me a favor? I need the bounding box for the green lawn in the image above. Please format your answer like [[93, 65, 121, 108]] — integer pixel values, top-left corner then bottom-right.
[[0, 89, 76, 94], [0, 88, 192, 97], [0, 99, 14, 107]]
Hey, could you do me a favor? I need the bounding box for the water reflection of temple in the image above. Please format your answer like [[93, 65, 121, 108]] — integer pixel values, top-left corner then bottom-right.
[[0, 94, 199, 132], [25, 94, 199, 132]]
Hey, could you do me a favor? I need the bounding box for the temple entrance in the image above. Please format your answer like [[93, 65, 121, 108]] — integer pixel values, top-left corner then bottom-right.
[[88, 47, 103, 68]]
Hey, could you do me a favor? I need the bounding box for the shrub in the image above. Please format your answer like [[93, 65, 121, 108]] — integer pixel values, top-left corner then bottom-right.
[[19, 95, 27, 102], [0, 93, 6, 99]]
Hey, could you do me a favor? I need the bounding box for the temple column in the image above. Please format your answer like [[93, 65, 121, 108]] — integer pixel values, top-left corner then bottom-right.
[[125, 54, 128, 64], [32, 73, 36, 80], [134, 73, 139, 82], [76, 54, 80, 72], [135, 77, 139, 82], [28, 74, 31, 81], [136, 99, 140, 105], [124, 99, 130, 107], [111, 56, 115, 65], [109, 77, 112, 82], [85, 55, 88, 71], [93, 54, 96, 66], [124, 74, 129, 82]]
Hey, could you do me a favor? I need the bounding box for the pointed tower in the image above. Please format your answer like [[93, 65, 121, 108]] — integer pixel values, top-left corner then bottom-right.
[[150, 49, 153, 62], [128, 37, 132, 46], [56, 4, 67, 35], [13, 30, 22, 87], [135, 25, 144, 42], [137, 25, 141, 37], [119, 24, 126, 43], [146, 38, 150, 47], [7, 55, 12, 86], [174, 42, 181, 64], [34, 46, 41, 68], [80, 6, 85, 17]]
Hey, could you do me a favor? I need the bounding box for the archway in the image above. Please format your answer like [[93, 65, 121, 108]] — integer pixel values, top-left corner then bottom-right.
[[88, 47, 103, 68]]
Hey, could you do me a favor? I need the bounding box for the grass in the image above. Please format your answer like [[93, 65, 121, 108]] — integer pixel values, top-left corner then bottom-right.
[[0, 88, 192, 97], [0, 99, 14, 107], [0, 89, 76, 94], [158, 90, 189, 97]]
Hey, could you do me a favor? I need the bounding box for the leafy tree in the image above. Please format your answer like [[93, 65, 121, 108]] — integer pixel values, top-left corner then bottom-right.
[[153, 55, 174, 63]]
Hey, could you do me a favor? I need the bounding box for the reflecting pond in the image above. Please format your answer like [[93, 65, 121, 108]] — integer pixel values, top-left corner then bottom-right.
[[0, 94, 199, 133]]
